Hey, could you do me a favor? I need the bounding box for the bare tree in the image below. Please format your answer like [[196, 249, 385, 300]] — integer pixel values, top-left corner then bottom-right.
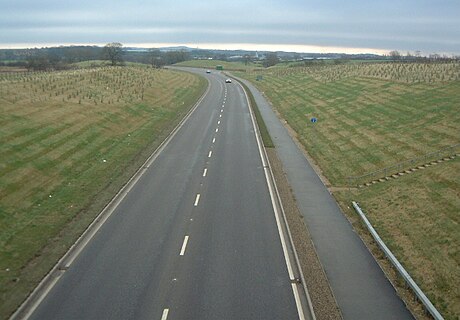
[[263, 52, 279, 67], [389, 50, 401, 61], [405, 51, 413, 60], [243, 54, 252, 65], [147, 48, 164, 68], [103, 42, 124, 66]]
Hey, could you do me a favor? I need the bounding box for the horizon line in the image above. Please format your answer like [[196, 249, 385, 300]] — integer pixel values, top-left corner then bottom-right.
[[0, 42, 392, 55]]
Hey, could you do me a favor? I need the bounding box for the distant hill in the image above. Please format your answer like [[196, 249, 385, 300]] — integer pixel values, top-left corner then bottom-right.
[[0, 45, 385, 64], [4, 44, 453, 70]]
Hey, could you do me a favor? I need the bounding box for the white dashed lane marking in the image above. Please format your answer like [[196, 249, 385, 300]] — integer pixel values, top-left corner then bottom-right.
[[203, 168, 207, 177], [194, 194, 200, 206], [161, 309, 169, 320], [179, 236, 189, 256]]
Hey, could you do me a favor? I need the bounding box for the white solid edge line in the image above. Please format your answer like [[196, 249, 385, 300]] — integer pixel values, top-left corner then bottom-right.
[[194, 194, 201, 206], [180, 236, 189, 256], [238, 80, 305, 320], [241, 85, 294, 280], [292, 284, 306, 320], [20, 273, 62, 320], [203, 168, 208, 177], [161, 309, 169, 320], [11, 73, 213, 320]]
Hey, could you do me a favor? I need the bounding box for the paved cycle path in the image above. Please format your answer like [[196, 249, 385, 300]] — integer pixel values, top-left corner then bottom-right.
[[238, 77, 413, 320]]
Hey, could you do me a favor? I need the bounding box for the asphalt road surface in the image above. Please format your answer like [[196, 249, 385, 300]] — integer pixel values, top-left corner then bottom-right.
[[27, 70, 301, 320]]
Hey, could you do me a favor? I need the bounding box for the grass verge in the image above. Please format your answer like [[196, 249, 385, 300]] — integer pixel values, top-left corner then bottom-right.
[[0, 66, 207, 318], [238, 80, 274, 148], [175, 59, 261, 71]]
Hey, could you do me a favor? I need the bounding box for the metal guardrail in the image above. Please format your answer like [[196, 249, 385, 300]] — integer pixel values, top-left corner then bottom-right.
[[352, 201, 444, 320], [348, 144, 459, 187]]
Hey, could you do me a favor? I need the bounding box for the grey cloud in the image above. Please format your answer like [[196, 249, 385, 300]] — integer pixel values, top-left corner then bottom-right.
[[0, 0, 459, 53]]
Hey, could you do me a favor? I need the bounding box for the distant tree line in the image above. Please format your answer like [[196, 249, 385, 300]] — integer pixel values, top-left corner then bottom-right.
[[1, 44, 458, 71], [387, 50, 459, 62], [0, 46, 105, 70], [0, 43, 192, 71]]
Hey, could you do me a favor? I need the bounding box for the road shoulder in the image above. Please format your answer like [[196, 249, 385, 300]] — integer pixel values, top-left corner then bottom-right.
[[266, 148, 342, 320]]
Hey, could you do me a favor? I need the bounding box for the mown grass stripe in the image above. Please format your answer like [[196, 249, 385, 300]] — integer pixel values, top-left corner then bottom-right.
[[233, 61, 459, 319], [0, 66, 207, 319]]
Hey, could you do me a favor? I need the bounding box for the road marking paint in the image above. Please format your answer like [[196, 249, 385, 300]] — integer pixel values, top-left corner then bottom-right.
[[212, 137, 216, 143], [215, 128, 219, 132], [292, 284, 306, 320], [220, 110, 223, 113], [194, 194, 201, 206], [218, 120, 220, 125], [219, 114, 222, 118], [241, 84, 294, 280], [161, 308, 169, 320], [238, 80, 312, 320], [208, 151, 212, 158], [180, 236, 189, 256], [20, 272, 63, 320], [203, 168, 207, 177]]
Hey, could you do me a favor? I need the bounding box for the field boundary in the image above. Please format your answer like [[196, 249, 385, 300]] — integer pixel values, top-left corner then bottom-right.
[[352, 202, 444, 320], [9, 76, 211, 320], [348, 144, 460, 187]]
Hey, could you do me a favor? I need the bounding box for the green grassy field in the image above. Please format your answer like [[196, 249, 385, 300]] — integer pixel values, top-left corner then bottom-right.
[[175, 59, 261, 71], [0, 66, 206, 318], [71, 60, 150, 68], [232, 62, 459, 319]]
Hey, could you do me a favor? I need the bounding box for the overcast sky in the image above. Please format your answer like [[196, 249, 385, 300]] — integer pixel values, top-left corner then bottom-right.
[[1, 0, 459, 54]]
